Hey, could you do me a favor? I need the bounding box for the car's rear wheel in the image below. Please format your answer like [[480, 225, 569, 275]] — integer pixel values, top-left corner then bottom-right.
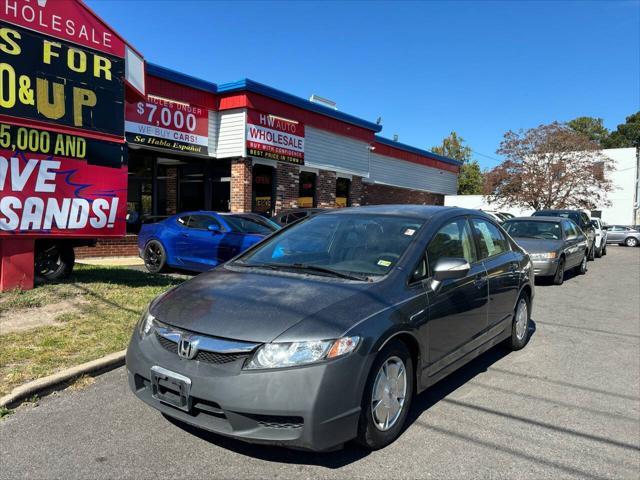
[[588, 245, 595, 260], [602, 244, 607, 256], [552, 258, 565, 285], [144, 240, 167, 273], [625, 237, 638, 247], [356, 340, 414, 450], [506, 294, 530, 351]]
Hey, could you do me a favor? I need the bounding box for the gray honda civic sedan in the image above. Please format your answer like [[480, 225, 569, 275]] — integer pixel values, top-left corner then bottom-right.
[[126, 205, 534, 451]]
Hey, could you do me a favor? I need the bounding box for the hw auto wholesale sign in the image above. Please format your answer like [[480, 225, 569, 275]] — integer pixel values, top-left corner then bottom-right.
[[0, 0, 127, 237], [125, 95, 209, 155], [246, 110, 304, 165]]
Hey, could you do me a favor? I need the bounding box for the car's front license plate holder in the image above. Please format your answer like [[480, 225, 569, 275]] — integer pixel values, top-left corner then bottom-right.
[[150, 366, 192, 412]]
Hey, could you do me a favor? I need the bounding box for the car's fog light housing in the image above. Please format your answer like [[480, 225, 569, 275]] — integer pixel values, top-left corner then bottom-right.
[[245, 336, 360, 369]]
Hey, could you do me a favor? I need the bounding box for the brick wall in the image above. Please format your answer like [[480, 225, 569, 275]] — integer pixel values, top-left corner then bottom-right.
[[74, 235, 139, 258], [350, 176, 364, 207], [317, 170, 337, 208], [230, 157, 252, 212], [362, 183, 444, 206], [275, 163, 300, 214]]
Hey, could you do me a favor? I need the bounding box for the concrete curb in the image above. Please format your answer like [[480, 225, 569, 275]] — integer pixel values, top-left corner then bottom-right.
[[0, 350, 126, 409]]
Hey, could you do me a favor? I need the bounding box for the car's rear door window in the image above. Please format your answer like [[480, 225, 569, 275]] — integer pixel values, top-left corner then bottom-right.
[[472, 218, 510, 259]]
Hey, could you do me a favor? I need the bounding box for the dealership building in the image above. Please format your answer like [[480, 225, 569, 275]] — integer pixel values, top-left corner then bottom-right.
[[88, 63, 461, 255]]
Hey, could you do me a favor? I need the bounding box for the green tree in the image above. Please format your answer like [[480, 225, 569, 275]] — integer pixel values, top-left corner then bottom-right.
[[567, 116, 610, 146], [603, 111, 640, 148], [432, 131, 483, 195]]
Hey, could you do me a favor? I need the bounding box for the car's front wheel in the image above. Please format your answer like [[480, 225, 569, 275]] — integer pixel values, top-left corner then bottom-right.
[[143, 240, 167, 273], [356, 340, 414, 450], [552, 258, 565, 285]]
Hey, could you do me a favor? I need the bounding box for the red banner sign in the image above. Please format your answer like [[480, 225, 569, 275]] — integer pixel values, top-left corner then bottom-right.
[[125, 95, 209, 155], [0, 124, 127, 237], [0, 0, 128, 240], [0, 0, 126, 57], [246, 110, 304, 165]]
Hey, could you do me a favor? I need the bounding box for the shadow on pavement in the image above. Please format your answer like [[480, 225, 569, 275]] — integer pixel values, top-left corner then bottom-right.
[[163, 321, 536, 468]]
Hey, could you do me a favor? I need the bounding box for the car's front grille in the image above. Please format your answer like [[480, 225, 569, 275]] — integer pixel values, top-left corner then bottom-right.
[[155, 332, 248, 365]]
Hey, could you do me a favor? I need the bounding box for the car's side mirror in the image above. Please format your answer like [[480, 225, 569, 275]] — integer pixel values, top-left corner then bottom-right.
[[430, 257, 471, 291], [207, 224, 221, 233]]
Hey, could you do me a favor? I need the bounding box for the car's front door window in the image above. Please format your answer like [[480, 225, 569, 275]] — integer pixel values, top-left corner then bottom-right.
[[188, 215, 222, 231], [426, 218, 477, 276]]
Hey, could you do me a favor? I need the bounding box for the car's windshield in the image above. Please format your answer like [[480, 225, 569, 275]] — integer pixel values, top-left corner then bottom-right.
[[235, 213, 424, 277], [223, 215, 278, 235], [504, 220, 562, 240]]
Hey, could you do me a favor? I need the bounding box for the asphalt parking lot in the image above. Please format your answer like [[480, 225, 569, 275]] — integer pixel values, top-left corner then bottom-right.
[[1, 247, 639, 479]]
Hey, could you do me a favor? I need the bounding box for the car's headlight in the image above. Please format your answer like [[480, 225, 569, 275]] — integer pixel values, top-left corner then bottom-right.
[[245, 336, 360, 369], [137, 309, 157, 338], [529, 252, 557, 261]]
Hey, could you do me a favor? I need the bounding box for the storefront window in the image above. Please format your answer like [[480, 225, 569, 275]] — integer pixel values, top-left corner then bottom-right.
[[298, 171, 316, 208], [336, 177, 351, 207], [127, 151, 153, 232], [252, 164, 275, 216], [178, 161, 206, 212]]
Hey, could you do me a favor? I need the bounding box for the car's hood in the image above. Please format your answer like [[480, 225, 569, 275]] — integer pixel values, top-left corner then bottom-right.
[[150, 267, 388, 343], [513, 237, 563, 254]]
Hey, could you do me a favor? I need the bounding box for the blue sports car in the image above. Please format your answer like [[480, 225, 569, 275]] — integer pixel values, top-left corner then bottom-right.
[[138, 212, 280, 273]]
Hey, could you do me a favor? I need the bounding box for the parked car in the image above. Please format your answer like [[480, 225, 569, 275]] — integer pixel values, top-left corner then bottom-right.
[[503, 217, 588, 285], [590, 218, 608, 257], [532, 209, 596, 260], [127, 206, 534, 451], [605, 225, 640, 247], [138, 211, 279, 273], [271, 208, 326, 226], [481, 210, 508, 224]]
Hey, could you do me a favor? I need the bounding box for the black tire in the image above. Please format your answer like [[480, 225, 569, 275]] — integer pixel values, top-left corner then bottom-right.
[[602, 244, 607, 256], [35, 243, 75, 282], [143, 240, 167, 273], [506, 292, 531, 351], [595, 244, 603, 258], [587, 245, 595, 261], [624, 237, 639, 247], [356, 340, 414, 450], [552, 258, 565, 285]]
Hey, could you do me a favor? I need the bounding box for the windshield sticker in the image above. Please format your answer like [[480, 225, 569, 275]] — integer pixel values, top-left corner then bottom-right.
[[404, 228, 416, 236], [377, 259, 392, 267]]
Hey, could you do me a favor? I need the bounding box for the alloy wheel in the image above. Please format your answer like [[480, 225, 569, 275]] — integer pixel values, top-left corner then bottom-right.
[[626, 237, 638, 247], [144, 242, 163, 270], [371, 356, 407, 431], [515, 298, 528, 341]]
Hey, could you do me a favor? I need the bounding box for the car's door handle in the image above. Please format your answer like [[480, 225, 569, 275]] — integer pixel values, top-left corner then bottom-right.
[[181, 233, 189, 237], [508, 262, 518, 272]]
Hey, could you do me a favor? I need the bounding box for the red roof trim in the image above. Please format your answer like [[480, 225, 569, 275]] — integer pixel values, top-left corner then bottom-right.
[[373, 141, 460, 173]]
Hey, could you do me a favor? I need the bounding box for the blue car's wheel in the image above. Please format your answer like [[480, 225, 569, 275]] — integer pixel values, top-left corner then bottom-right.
[[144, 240, 167, 273]]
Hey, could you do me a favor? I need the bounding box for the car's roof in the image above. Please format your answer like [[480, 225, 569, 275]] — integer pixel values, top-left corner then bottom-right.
[[534, 209, 582, 214], [506, 216, 567, 223], [324, 205, 482, 220]]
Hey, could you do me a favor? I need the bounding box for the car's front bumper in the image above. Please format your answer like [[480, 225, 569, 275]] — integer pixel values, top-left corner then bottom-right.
[[532, 259, 558, 277], [126, 332, 370, 451]]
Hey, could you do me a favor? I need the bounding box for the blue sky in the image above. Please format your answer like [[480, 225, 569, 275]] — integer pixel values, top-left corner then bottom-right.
[[87, 0, 639, 169]]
